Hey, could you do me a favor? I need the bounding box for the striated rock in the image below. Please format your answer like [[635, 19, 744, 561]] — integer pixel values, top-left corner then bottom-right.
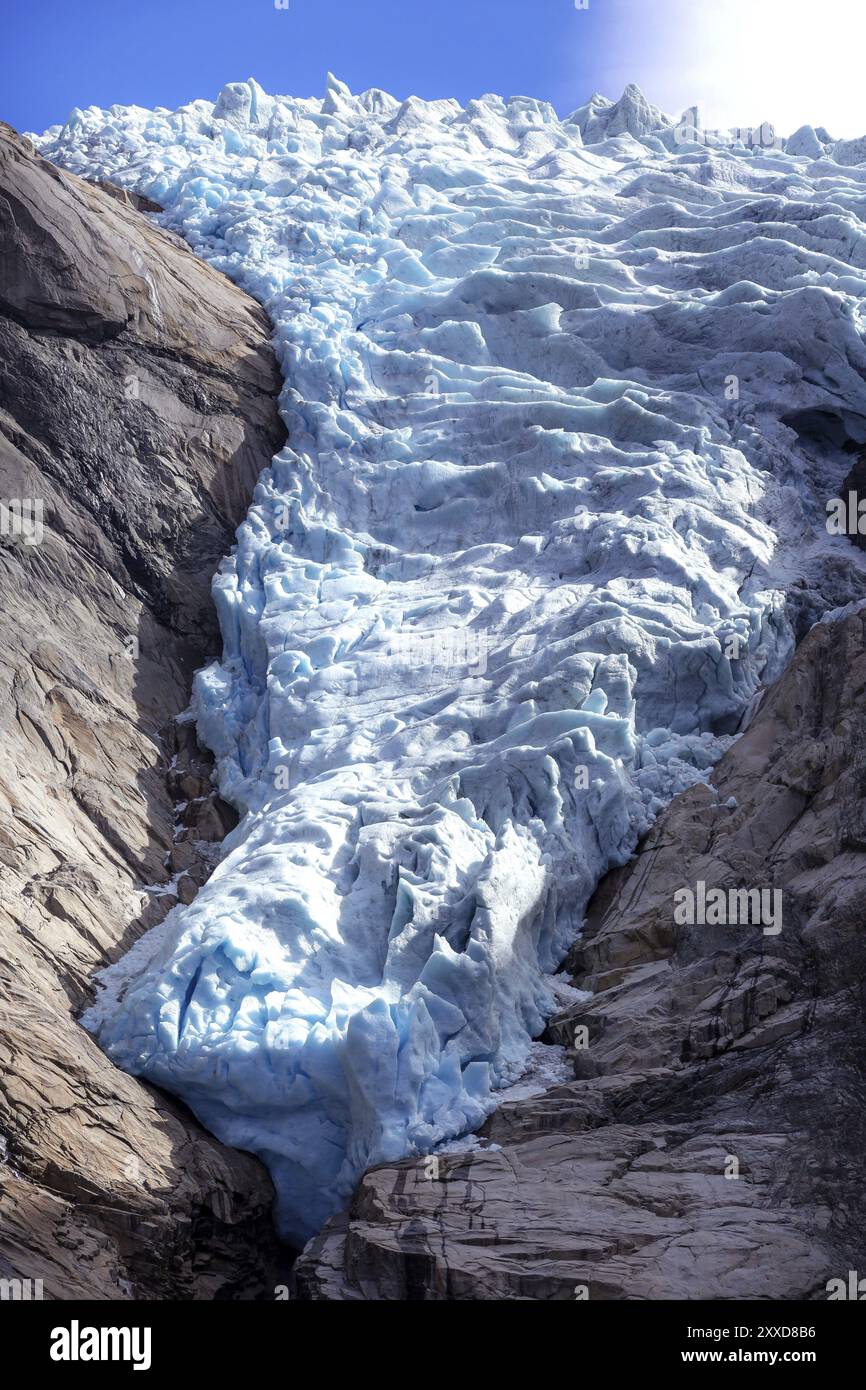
[[295, 608, 866, 1299], [0, 122, 289, 1298], [91, 179, 164, 214]]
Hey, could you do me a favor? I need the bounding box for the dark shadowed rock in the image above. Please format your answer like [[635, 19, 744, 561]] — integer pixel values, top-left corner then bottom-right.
[[294, 607, 866, 1300], [0, 122, 289, 1298]]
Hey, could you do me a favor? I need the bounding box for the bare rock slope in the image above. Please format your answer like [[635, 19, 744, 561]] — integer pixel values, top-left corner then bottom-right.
[[0, 123, 288, 1298], [296, 606, 866, 1300]]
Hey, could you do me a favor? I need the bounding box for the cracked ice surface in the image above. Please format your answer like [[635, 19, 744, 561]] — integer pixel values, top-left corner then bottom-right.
[[35, 78, 866, 1244]]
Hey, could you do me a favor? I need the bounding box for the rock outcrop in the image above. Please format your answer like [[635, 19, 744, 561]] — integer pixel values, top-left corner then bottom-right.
[[295, 606, 866, 1300], [0, 123, 289, 1298]]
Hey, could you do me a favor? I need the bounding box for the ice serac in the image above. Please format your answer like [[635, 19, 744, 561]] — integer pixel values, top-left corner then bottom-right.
[[785, 125, 826, 159], [34, 80, 866, 1245], [568, 83, 671, 145]]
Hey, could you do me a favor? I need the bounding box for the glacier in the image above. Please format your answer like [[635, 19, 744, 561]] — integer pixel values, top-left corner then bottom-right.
[[33, 77, 866, 1246]]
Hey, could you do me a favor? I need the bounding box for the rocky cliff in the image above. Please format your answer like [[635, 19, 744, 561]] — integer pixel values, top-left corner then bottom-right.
[[295, 605, 866, 1299], [0, 123, 289, 1298]]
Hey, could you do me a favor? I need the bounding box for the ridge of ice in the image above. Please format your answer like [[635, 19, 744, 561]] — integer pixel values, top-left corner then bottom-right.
[[33, 79, 866, 1244]]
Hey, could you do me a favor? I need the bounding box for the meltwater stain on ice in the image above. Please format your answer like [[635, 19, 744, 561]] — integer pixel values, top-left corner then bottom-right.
[[35, 77, 866, 1244]]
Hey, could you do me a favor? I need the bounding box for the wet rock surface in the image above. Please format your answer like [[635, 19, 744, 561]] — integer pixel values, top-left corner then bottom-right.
[[295, 608, 866, 1300], [0, 122, 289, 1298]]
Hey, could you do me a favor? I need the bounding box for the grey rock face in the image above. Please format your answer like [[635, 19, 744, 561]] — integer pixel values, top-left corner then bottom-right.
[[295, 608, 866, 1300], [0, 123, 289, 1298]]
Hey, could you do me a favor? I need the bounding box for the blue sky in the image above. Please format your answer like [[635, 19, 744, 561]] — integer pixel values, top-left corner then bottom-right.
[[2, 0, 865, 139], [3, 0, 614, 132]]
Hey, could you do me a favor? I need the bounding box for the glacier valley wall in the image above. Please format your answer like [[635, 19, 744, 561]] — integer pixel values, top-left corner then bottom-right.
[[34, 78, 866, 1244]]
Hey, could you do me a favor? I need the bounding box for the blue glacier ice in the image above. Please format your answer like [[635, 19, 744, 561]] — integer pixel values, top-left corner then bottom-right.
[[33, 78, 866, 1245]]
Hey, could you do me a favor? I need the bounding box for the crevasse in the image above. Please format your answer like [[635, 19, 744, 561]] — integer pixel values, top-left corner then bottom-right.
[[34, 77, 866, 1244]]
